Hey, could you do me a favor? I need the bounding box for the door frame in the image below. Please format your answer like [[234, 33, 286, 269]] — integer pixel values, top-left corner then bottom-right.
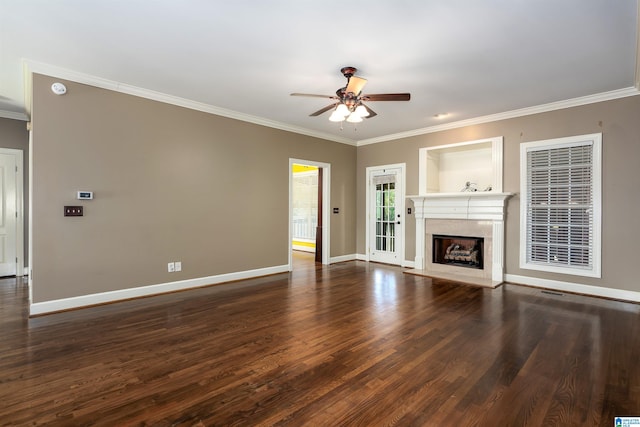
[[366, 163, 406, 266], [0, 147, 25, 277], [289, 158, 331, 269]]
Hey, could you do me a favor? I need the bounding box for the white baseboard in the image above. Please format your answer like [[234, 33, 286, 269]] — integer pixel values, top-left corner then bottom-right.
[[353, 253, 413, 268], [505, 274, 640, 303], [29, 264, 289, 316], [330, 254, 357, 263]]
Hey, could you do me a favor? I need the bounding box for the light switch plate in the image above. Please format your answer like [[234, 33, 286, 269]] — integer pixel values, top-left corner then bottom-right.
[[64, 206, 83, 216]]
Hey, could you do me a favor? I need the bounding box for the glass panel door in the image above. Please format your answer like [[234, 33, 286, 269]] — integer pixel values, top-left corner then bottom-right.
[[369, 167, 403, 264], [375, 181, 395, 253]]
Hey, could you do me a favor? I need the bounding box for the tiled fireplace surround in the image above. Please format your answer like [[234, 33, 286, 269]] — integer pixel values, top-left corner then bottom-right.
[[408, 193, 512, 287]]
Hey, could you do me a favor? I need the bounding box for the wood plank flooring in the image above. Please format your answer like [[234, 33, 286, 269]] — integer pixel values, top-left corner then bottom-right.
[[1, 252, 640, 426]]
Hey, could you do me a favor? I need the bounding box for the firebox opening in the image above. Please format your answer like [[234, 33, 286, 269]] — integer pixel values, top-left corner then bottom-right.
[[432, 235, 484, 270]]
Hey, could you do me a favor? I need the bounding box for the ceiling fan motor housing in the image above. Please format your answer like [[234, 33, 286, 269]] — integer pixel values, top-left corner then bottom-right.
[[336, 89, 359, 110]]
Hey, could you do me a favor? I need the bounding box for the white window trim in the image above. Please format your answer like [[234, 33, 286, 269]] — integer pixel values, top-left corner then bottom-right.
[[519, 133, 602, 278]]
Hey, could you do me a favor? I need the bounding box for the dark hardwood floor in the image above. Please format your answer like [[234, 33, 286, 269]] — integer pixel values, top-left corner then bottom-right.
[[2, 252, 640, 426]]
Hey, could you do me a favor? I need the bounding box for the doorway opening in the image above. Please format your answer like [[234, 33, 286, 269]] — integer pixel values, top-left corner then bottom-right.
[[289, 159, 330, 270], [291, 164, 318, 255]]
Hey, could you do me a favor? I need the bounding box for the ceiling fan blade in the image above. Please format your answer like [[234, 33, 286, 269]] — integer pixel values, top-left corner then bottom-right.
[[362, 104, 377, 118], [291, 93, 339, 99], [310, 103, 338, 117], [362, 93, 411, 101], [346, 76, 367, 96]]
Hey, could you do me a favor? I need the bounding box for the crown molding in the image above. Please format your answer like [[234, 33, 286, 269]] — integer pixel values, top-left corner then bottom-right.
[[20, 60, 640, 148], [22, 60, 357, 146], [357, 87, 640, 146], [0, 109, 28, 121]]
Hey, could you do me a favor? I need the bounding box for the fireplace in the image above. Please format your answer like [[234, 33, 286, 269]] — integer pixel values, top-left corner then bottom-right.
[[406, 137, 513, 287], [433, 235, 484, 269], [407, 192, 513, 287]]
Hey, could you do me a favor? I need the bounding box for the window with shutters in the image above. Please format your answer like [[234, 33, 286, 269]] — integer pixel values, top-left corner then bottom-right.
[[519, 133, 601, 277]]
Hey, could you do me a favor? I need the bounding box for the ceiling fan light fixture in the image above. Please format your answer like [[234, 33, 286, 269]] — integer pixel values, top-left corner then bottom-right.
[[329, 111, 346, 122], [354, 105, 369, 117], [346, 113, 363, 123], [335, 103, 350, 117]]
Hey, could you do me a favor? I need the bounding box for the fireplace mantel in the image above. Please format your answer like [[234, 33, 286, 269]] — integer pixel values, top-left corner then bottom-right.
[[407, 192, 514, 287], [408, 192, 513, 221]]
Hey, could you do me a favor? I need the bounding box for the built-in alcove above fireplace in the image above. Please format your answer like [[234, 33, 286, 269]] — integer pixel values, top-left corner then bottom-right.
[[406, 137, 513, 287]]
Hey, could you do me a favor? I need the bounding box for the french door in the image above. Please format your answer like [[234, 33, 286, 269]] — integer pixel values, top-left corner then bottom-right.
[[368, 165, 404, 265]]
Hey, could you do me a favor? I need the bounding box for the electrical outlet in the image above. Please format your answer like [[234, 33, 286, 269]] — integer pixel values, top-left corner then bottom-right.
[[167, 262, 175, 272], [174, 261, 182, 272]]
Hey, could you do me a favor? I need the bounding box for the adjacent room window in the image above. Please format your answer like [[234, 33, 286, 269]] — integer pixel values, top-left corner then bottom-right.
[[292, 170, 318, 241], [520, 133, 601, 277]]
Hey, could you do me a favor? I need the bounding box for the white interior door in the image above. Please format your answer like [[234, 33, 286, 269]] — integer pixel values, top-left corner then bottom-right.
[[368, 165, 404, 265], [0, 153, 17, 276]]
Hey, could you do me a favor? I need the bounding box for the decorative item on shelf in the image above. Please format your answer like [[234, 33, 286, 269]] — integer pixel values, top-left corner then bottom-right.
[[483, 185, 492, 192], [461, 181, 478, 192]]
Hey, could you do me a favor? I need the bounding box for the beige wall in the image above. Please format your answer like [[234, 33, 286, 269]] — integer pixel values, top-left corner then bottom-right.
[[0, 117, 29, 262], [31, 74, 356, 303], [357, 95, 640, 293], [27, 70, 640, 302]]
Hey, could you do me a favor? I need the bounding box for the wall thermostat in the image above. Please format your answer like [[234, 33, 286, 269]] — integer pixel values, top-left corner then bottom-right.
[[77, 191, 93, 200]]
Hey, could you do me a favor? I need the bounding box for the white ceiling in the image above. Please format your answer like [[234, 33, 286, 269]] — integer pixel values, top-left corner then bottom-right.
[[1, 1, 638, 144]]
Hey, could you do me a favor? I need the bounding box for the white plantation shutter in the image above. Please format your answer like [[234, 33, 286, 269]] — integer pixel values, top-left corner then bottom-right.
[[520, 134, 601, 278]]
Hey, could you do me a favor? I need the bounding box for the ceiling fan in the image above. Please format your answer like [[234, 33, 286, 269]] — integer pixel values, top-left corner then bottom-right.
[[291, 66, 410, 123]]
